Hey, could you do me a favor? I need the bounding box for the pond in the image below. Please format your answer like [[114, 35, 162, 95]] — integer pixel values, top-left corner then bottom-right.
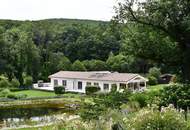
[[0, 100, 80, 129]]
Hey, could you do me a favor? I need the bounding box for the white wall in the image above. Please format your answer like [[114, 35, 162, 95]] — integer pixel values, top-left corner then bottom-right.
[[50, 77, 147, 93], [50, 78, 125, 93]]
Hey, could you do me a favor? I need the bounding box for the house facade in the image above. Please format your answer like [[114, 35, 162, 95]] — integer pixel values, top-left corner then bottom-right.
[[47, 71, 148, 93]]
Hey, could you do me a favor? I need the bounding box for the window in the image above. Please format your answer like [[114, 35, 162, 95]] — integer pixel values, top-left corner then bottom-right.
[[103, 84, 109, 91], [94, 82, 99, 86], [54, 79, 58, 86], [86, 82, 91, 86], [62, 80, 67, 86], [78, 81, 82, 90]]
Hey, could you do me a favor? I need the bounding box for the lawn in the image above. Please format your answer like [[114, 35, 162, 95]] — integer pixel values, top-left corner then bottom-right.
[[146, 84, 167, 92], [13, 90, 57, 98], [14, 125, 54, 130], [12, 90, 84, 99]]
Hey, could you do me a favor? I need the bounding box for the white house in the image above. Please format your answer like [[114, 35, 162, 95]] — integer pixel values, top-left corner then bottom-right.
[[34, 71, 148, 93]]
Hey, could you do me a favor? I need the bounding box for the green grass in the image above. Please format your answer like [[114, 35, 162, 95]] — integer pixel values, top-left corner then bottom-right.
[[13, 90, 57, 98], [12, 90, 85, 99], [146, 84, 167, 92], [14, 125, 54, 130]]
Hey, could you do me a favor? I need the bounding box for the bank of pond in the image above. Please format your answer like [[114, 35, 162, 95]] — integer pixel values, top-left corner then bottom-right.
[[0, 97, 81, 129]]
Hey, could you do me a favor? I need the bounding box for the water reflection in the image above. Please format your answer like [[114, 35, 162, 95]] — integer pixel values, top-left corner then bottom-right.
[[0, 107, 76, 129]]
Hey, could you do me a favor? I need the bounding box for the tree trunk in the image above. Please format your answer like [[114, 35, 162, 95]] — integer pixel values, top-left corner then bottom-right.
[[181, 43, 190, 83]]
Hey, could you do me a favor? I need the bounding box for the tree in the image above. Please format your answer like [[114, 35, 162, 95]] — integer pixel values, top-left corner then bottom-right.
[[116, 0, 190, 82], [72, 60, 86, 71], [106, 54, 135, 72], [58, 56, 72, 71], [23, 75, 33, 88], [11, 78, 20, 88], [4, 28, 40, 84], [160, 84, 190, 111], [148, 67, 161, 80], [83, 60, 108, 71]]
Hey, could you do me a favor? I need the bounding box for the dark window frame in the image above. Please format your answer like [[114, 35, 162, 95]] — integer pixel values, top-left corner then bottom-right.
[[54, 79, 58, 86], [78, 81, 82, 90], [103, 83, 109, 90], [62, 80, 67, 86]]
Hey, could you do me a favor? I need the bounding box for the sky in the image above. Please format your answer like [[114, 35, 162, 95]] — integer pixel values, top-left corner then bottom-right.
[[0, 0, 120, 21]]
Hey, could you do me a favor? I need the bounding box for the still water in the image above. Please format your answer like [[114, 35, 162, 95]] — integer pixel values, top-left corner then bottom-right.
[[0, 107, 76, 129]]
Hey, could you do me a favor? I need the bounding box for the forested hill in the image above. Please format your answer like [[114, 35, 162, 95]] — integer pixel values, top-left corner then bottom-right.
[[0, 18, 129, 83]]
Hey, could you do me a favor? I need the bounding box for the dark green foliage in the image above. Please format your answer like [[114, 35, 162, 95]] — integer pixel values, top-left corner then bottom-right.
[[54, 86, 65, 94], [0, 79, 11, 88], [106, 54, 136, 72], [72, 60, 86, 71], [148, 76, 158, 85], [85, 85, 101, 95], [11, 78, 20, 88], [129, 93, 148, 108], [111, 84, 117, 92], [23, 76, 33, 87], [0, 89, 11, 97], [83, 60, 108, 71], [116, 0, 190, 81], [7, 93, 27, 99], [0, 19, 124, 83], [160, 84, 190, 110], [80, 90, 131, 121], [148, 67, 161, 79]]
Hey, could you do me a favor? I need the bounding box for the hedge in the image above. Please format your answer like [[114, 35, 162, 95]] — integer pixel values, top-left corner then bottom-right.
[[85, 85, 101, 95], [54, 86, 65, 94]]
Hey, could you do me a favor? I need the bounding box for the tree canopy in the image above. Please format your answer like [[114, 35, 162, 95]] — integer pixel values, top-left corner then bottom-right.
[[116, 0, 190, 82]]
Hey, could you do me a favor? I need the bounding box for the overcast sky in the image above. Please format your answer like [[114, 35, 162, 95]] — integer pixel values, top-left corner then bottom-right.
[[0, 0, 120, 21]]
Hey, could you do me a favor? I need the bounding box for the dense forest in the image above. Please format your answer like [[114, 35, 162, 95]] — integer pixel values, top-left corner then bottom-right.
[[0, 18, 155, 85]]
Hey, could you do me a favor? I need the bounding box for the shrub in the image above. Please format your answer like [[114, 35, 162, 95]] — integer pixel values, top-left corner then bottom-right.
[[23, 76, 33, 87], [159, 83, 190, 110], [7, 93, 17, 99], [125, 106, 187, 130], [148, 67, 161, 79], [0, 89, 11, 97], [111, 84, 117, 92], [85, 85, 101, 95], [0, 79, 11, 88], [54, 86, 65, 94], [148, 76, 158, 85], [15, 94, 27, 99], [7, 93, 27, 99], [11, 78, 20, 88], [129, 93, 148, 108]]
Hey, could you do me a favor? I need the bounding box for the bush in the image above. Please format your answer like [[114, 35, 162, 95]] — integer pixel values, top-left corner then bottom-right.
[[125, 106, 187, 130], [0, 89, 11, 97], [7, 93, 17, 99], [54, 86, 65, 94], [148, 76, 158, 85], [129, 93, 148, 108], [148, 67, 161, 79], [111, 84, 117, 92], [23, 76, 33, 87], [15, 94, 27, 99], [7, 93, 27, 99], [0, 79, 11, 88], [159, 83, 190, 110], [11, 78, 20, 88], [85, 85, 101, 95]]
